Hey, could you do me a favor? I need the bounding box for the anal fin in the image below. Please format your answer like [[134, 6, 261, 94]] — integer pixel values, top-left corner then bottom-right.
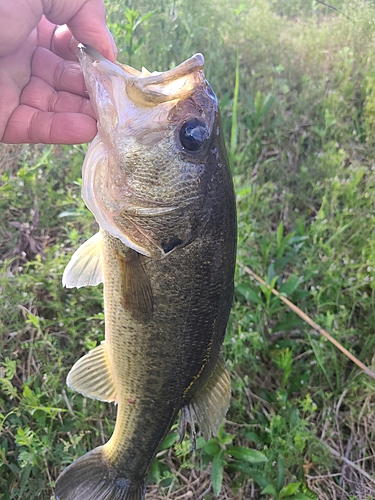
[[179, 357, 231, 443], [63, 232, 103, 288], [67, 342, 117, 403]]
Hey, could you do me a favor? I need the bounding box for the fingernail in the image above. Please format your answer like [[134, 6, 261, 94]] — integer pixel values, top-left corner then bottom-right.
[[69, 36, 79, 57], [107, 28, 118, 59]]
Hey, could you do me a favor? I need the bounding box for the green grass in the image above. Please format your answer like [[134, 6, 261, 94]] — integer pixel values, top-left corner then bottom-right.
[[2, 0, 375, 498]]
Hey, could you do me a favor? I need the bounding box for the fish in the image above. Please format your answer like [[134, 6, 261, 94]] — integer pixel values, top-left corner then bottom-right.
[[54, 45, 236, 500]]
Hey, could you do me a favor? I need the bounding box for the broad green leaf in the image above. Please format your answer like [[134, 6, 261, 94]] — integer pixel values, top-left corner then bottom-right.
[[204, 439, 220, 456], [279, 275, 303, 296], [151, 460, 160, 482], [287, 235, 308, 245], [244, 431, 262, 444], [266, 263, 277, 284], [159, 432, 178, 451], [227, 446, 268, 463], [273, 316, 304, 332], [261, 484, 277, 496], [279, 482, 301, 498], [9, 462, 21, 474], [277, 456, 285, 493], [277, 221, 284, 249], [22, 386, 39, 406], [236, 285, 264, 305], [20, 464, 32, 492], [195, 436, 207, 450], [219, 433, 235, 446], [239, 466, 270, 488], [211, 450, 225, 496]]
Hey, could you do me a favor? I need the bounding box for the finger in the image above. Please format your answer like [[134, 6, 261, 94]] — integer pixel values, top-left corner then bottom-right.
[[67, 0, 117, 62], [0, 29, 38, 140], [37, 18, 78, 62], [69, 23, 117, 62], [0, 74, 21, 141], [21, 76, 95, 118], [45, 1, 117, 61], [51, 25, 80, 62], [32, 47, 87, 96], [52, 24, 116, 62], [0, 0, 42, 56], [2, 106, 97, 144]]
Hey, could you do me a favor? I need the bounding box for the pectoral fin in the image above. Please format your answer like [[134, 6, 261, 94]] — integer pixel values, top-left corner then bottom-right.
[[67, 342, 117, 403], [63, 232, 103, 288], [117, 249, 153, 323], [179, 357, 231, 444]]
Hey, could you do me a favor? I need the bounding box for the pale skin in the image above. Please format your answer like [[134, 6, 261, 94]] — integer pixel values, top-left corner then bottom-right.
[[0, 0, 117, 144]]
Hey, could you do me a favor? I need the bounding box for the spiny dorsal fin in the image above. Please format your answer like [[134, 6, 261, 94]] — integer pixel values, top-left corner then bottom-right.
[[63, 232, 103, 289], [179, 357, 231, 443], [67, 342, 117, 403], [117, 249, 153, 323]]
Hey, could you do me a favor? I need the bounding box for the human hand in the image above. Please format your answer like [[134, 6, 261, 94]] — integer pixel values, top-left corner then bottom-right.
[[0, 0, 117, 144]]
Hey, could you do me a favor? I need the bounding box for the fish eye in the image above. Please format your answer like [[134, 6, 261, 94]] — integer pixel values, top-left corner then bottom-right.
[[179, 119, 209, 153]]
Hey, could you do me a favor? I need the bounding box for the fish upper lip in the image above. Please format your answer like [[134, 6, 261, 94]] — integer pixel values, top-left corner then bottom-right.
[[78, 44, 206, 105], [78, 43, 205, 79], [78, 43, 103, 60]]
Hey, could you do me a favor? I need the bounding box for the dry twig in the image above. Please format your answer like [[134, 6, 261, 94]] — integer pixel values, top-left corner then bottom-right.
[[241, 265, 375, 380]]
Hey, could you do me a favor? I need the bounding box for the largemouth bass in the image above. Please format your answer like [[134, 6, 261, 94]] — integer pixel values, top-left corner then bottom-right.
[[55, 46, 236, 500]]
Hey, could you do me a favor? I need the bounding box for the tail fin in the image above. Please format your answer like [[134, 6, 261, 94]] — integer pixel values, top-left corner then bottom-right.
[[55, 446, 147, 500]]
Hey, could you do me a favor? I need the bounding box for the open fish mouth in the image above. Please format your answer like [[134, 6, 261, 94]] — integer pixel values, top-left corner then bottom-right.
[[78, 44, 205, 110]]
